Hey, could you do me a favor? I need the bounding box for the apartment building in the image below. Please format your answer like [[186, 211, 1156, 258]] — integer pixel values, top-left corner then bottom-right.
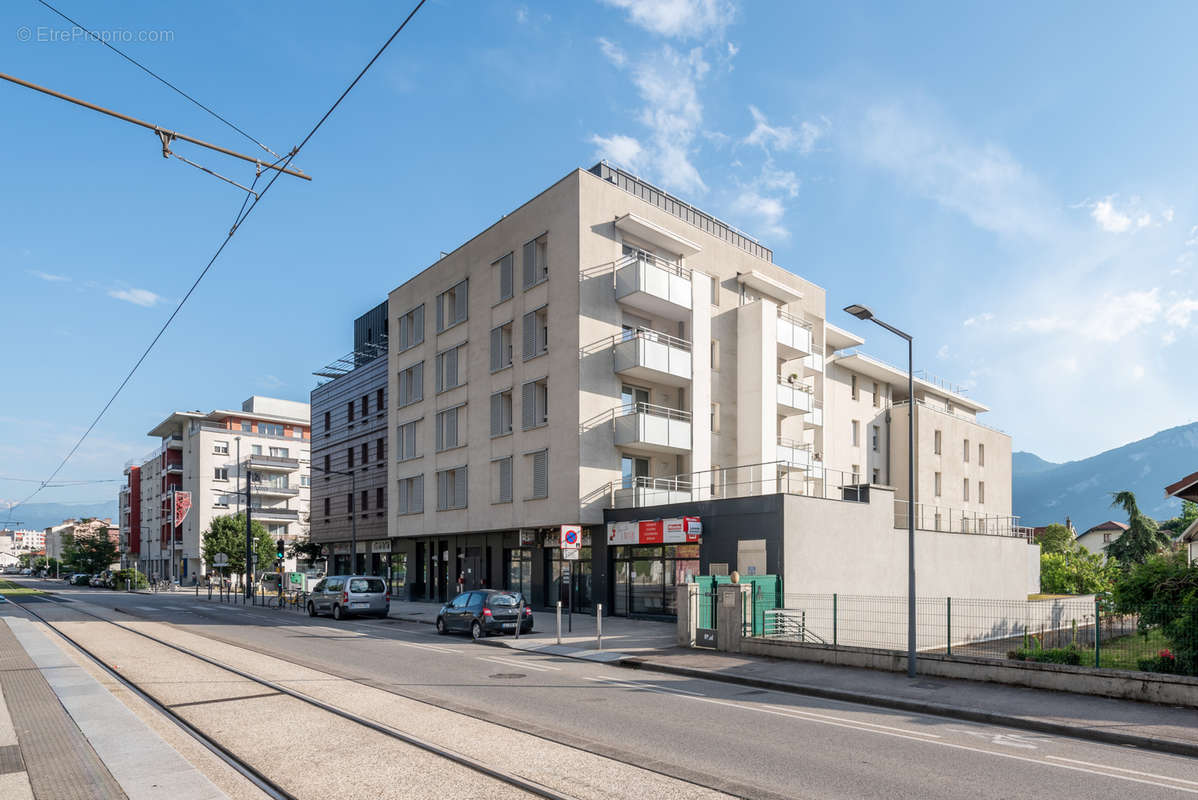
[[310, 301, 393, 576], [12, 529, 44, 551], [361, 163, 1025, 614], [44, 518, 117, 564], [123, 396, 310, 583]]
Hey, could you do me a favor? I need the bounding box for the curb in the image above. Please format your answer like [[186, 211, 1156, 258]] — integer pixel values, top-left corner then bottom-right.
[[613, 657, 1198, 759]]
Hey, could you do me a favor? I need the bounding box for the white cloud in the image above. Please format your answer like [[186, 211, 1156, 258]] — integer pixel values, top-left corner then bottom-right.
[[28, 270, 69, 282], [108, 288, 164, 307], [937, 344, 950, 360], [629, 45, 710, 194], [1012, 289, 1162, 343], [731, 190, 786, 239], [1163, 208, 1175, 223], [1166, 297, 1198, 328], [1131, 364, 1145, 381], [963, 312, 994, 327], [727, 42, 738, 57], [600, 0, 736, 39], [1091, 198, 1132, 232], [515, 5, 528, 23], [1087, 195, 1169, 233], [597, 36, 625, 67], [590, 133, 645, 172], [744, 106, 828, 155]]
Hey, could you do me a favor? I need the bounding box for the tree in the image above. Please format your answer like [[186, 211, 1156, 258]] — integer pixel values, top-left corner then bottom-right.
[[1160, 500, 1198, 536], [1112, 551, 1198, 675], [1106, 491, 1172, 565], [289, 540, 325, 566], [1035, 523, 1075, 554], [72, 534, 118, 575], [1040, 549, 1117, 595], [201, 514, 274, 577]]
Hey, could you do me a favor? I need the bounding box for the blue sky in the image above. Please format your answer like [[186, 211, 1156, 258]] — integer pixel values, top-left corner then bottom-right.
[[3, 0, 1197, 511]]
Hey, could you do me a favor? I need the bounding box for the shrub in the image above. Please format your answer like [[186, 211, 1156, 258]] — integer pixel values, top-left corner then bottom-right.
[[111, 569, 149, 590], [1137, 650, 1178, 674], [1009, 644, 1083, 665]]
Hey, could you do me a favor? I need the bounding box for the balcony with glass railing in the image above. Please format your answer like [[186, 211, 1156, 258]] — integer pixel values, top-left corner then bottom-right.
[[777, 310, 813, 359], [614, 250, 692, 321], [248, 506, 299, 521], [250, 483, 301, 497], [612, 402, 692, 454], [245, 453, 301, 472], [777, 437, 813, 471], [777, 377, 814, 415], [801, 345, 824, 376], [803, 399, 823, 429], [612, 329, 692, 387], [613, 476, 693, 509]]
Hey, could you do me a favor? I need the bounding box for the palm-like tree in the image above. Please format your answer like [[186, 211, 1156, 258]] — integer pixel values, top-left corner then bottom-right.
[[1106, 490, 1170, 565]]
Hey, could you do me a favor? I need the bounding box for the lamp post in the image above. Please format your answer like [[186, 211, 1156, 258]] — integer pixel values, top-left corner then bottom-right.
[[313, 465, 357, 574], [844, 304, 917, 678]]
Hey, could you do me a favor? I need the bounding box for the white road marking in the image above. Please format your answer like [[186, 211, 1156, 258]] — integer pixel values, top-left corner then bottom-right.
[[1046, 756, 1198, 787], [390, 639, 462, 655], [764, 704, 942, 739], [585, 676, 707, 696], [946, 727, 1044, 749], [478, 656, 560, 672]]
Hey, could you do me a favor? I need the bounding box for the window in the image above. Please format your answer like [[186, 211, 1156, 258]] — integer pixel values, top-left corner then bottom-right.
[[397, 475, 424, 514], [872, 382, 880, 408], [324, 411, 331, 431], [361, 443, 369, 466], [361, 396, 369, 418], [851, 420, 860, 447], [851, 464, 860, 484], [522, 306, 548, 359], [872, 468, 880, 484], [396, 420, 419, 461], [435, 343, 466, 392], [494, 252, 514, 302], [435, 405, 464, 451], [214, 496, 230, 508], [360, 489, 369, 512], [934, 471, 942, 497], [436, 279, 468, 332], [851, 374, 858, 401], [269, 447, 289, 458], [260, 422, 284, 437], [397, 362, 423, 407], [347, 400, 355, 423], [490, 322, 513, 371], [979, 443, 985, 466], [376, 486, 385, 509], [947, 401, 955, 414], [241, 421, 252, 432], [376, 388, 385, 413], [346, 493, 354, 514], [522, 234, 548, 288], [522, 378, 548, 429], [963, 478, 970, 502], [300, 475, 310, 487], [214, 467, 228, 481], [323, 454, 331, 474], [490, 390, 513, 437], [709, 273, 720, 306], [397, 305, 425, 351], [963, 439, 970, 462], [621, 456, 649, 489], [376, 437, 385, 462], [436, 466, 468, 510], [934, 429, 942, 455], [347, 447, 355, 469], [710, 339, 720, 371], [872, 425, 880, 452], [267, 523, 286, 537], [213, 440, 229, 454], [978, 481, 985, 504], [710, 402, 720, 434], [493, 456, 513, 503], [934, 512, 942, 531], [528, 449, 548, 499], [1103, 532, 1113, 544], [323, 497, 331, 516]]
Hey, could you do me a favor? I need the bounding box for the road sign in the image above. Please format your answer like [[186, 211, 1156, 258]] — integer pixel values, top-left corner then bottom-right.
[[213, 552, 228, 567], [560, 524, 581, 560]]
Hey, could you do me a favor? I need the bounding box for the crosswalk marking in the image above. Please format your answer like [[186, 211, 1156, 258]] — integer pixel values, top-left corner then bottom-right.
[[478, 655, 560, 672]]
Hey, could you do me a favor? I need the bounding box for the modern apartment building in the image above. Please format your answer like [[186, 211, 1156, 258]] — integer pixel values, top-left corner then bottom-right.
[[12, 529, 45, 551], [310, 301, 392, 576], [354, 163, 1023, 614], [44, 518, 117, 565], [122, 396, 311, 583]]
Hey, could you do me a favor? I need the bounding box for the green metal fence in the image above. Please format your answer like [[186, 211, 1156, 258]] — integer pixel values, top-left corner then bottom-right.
[[695, 575, 782, 636], [753, 593, 1198, 676]]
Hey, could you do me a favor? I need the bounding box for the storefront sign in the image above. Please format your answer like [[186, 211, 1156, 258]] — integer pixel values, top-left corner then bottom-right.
[[370, 540, 391, 553], [519, 529, 537, 546], [607, 517, 702, 545], [332, 543, 350, 555]]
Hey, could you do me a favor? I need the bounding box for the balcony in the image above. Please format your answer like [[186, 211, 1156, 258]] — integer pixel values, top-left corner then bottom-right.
[[613, 403, 692, 455], [777, 378, 813, 415], [777, 437, 813, 470], [801, 345, 824, 376], [250, 484, 300, 498], [613, 477, 693, 509], [615, 251, 692, 321], [249, 506, 299, 521], [164, 433, 183, 450], [803, 400, 824, 429], [164, 463, 183, 476], [246, 453, 300, 472], [613, 330, 692, 387], [776, 311, 813, 359]]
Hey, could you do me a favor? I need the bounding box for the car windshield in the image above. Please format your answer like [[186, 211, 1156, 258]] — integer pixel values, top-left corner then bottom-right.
[[349, 578, 385, 593], [489, 593, 522, 607]]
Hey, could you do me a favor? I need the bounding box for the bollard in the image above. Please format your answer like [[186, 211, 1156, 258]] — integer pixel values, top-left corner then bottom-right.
[[597, 603, 603, 651], [556, 601, 562, 645], [515, 598, 523, 640]]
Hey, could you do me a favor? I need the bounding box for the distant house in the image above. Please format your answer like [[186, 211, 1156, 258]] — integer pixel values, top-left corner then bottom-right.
[[1075, 520, 1129, 554], [1164, 469, 1198, 563]]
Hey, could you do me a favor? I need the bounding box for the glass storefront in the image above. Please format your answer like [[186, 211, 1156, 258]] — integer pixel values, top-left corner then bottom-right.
[[505, 548, 532, 600], [546, 547, 592, 612], [611, 543, 699, 617]]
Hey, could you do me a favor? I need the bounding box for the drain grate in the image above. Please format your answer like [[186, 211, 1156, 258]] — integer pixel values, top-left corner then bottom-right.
[[489, 673, 526, 680]]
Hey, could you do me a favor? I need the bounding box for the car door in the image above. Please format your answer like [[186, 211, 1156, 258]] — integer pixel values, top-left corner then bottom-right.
[[321, 579, 340, 611], [447, 592, 470, 630], [311, 579, 326, 610], [465, 591, 485, 629]]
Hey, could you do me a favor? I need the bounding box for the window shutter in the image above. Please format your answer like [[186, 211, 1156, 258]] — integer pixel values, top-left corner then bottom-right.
[[523, 241, 535, 288], [447, 346, 458, 388], [490, 393, 501, 436], [500, 254, 513, 300], [436, 471, 446, 510], [413, 305, 424, 344], [414, 476, 423, 513], [413, 363, 422, 401], [490, 327, 502, 371], [435, 412, 444, 451], [533, 450, 548, 498], [436, 295, 444, 332], [455, 281, 468, 323], [398, 480, 408, 514], [537, 381, 547, 425], [455, 467, 467, 508], [499, 458, 512, 502], [447, 407, 458, 448], [399, 370, 408, 404], [434, 353, 443, 393], [522, 381, 536, 429], [523, 311, 535, 359]]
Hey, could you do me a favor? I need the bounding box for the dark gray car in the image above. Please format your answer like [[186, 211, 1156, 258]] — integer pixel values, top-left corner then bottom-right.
[[307, 575, 389, 620]]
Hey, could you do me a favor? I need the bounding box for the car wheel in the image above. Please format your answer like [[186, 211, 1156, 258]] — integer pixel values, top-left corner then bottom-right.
[[307, 602, 317, 617], [471, 620, 483, 641], [436, 617, 447, 635], [333, 604, 343, 621]]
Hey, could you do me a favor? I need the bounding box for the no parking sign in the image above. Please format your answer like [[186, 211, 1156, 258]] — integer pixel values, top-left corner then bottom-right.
[[560, 524, 581, 560]]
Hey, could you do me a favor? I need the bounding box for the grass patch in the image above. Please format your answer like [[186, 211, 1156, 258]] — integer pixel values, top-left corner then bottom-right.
[[1098, 627, 1171, 671], [0, 579, 44, 597]]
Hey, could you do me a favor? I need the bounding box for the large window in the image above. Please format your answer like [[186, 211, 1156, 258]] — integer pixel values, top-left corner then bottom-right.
[[490, 322, 513, 371], [397, 475, 423, 514], [493, 456, 513, 504], [494, 252, 514, 302], [436, 466, 467, 510], [522, 306, 548, 359], [435, 344, 466, 392], [522, 234, 548, 288], [396, 420, 419, 461], [397, 305, 424, 352], [269, 447, 289, 458], [611, 543, 698, 617], [490, 390, 513, 437], [521, 378, 548, 429], [527, 449, 548, 499], [435, 405, 464, 451], [436, 279, 468, 332], [397, 362, 423, 407]]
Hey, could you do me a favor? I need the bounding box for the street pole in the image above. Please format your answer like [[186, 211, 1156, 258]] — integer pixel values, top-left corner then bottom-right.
[[170, 487, 177, 585], [245, 463, 253, 600], [844, 304, 917, 678], [235, 437, 241, 516]]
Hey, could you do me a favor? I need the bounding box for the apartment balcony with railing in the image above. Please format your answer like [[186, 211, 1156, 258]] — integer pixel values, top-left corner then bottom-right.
[[803, 399, 823, 429], [613, 476, 693, 509], [602, 461, 861, 510], [249, 506, 300, 521], [245, 453, 301, 472], [777, 437, 813, 471], [615, 251, 692, 321], [250, 483, 301, 498], [893, 500, 1023, 538], [612, 402, 692, 454], [777, 310, 813, 359], [612, 329, 692, 387], [777, 376, 814, 415], [801, 345, 824, 376]]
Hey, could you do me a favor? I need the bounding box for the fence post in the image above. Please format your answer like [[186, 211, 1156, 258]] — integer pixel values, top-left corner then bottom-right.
[[832, 593, 838, 647], [556, 600, 562, 645], [1094, 596, 1101, 669], [946, 597, 952, 657], [597, 603, 603, 650]]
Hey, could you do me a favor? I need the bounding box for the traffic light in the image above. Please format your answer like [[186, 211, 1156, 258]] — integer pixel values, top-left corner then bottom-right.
[[275, 538, 285, 560]]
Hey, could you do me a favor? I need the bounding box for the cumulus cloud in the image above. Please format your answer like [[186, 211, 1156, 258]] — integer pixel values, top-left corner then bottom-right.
[[937, 344, 950, 360], [108, 288, 164, 307], [963, 312, 994, 327], [590, 133, 645, 172], [1166, 297, 1198, 328], [728, 159, 800, 238], [1090, 198, 1132, 232], [600, 0, 735, 39], [744, 106, 828, 155]]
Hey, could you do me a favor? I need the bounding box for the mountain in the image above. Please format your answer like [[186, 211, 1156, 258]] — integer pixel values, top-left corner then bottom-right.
[[1014, 422, 1198, 533], [1, 501, 119, 533]]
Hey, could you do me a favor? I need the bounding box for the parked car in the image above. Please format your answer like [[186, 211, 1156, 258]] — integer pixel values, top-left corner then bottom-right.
[[306, 575, 389, 620], [70, 574, 91, 586], [436, 590, 533, 640], [19, 568, 32, 575]]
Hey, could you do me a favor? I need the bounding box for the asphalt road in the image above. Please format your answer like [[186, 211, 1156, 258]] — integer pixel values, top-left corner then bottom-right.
[[19, 579, 1198, 800]]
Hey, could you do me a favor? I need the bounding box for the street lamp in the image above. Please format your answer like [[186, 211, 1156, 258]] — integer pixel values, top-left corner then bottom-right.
[[844, 303, 917, 678], [313, 465, 356, 574]]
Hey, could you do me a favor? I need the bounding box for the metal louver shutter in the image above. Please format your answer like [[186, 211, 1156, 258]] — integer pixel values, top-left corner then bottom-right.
[[490, 328, 502, 371], [454, 281, 468, 324], [523, 312, 535, 359], [413, 364, 422, 401], [455, 467, 467, 508], [414, 476, 423, 513], [435, 412, 444, 451], [499, 458, 512, 502], [434, 353, 444, 393], [533, 450, 548, 498], [436, 295, 444, 332], [398, 371, 408, 405], [523, 241, 535, 288], [490, 393, 502, 436], [446, 407, 458, 448], [447, 347, 458, 388], [398, 480, 407, 514], [500, 254, 513, 300], [413, 305, 424, 343], [522, 382, 536, 429]]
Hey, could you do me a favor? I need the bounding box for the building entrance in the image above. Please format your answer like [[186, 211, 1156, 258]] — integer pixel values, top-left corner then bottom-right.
[[611, 543, 699, 617]]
